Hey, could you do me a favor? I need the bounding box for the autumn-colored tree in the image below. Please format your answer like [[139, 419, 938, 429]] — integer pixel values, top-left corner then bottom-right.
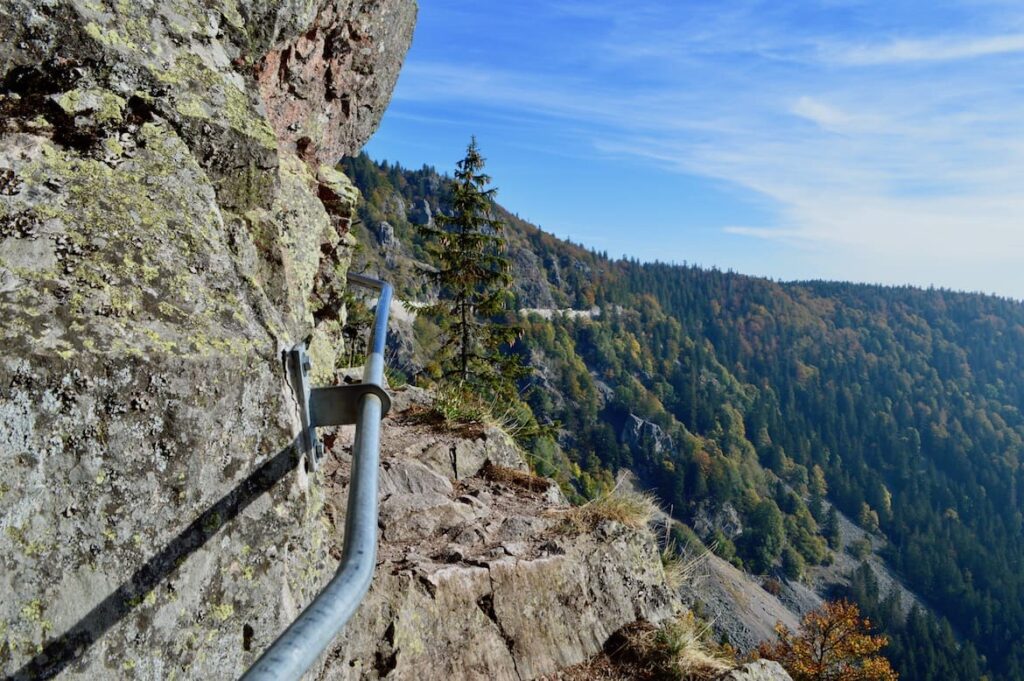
[[858, 502, 880, 534], [757, 600, 898, 681]]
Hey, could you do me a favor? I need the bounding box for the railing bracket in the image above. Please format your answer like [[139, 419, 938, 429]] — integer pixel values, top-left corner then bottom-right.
[[287, 343, 391, 472]]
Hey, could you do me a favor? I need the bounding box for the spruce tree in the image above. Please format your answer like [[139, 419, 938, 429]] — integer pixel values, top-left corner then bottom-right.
[[823, 505, 842, 550], [419, 138, 527, 399]]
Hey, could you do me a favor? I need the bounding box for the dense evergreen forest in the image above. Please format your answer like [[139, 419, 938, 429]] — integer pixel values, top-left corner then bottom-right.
[[341, 153, 1024, 680]]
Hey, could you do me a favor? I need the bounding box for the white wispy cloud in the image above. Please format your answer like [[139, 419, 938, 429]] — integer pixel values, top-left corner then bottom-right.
[[388, 0, 1024, 297], [789, 97, 891, 134], [395, 62, 742, 136], [828, 33, 1024, 65]]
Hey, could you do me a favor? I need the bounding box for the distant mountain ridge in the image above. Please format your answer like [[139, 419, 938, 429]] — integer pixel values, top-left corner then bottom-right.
[[342, 152, 1024, 681]]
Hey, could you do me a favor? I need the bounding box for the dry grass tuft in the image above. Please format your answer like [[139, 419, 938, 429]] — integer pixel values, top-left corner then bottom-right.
[[626, 613, 733, 680], [398, 401, 487, 439], [661, 544, 688, 591], [557, 488, 660, 533], [401, 383, 537, 442], [661, 539, 714, 591], [551, 615, 735, 681], [480, 461, 552, 492]]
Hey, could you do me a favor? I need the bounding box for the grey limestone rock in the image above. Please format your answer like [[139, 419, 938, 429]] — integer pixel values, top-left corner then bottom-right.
[[692, 500, 745, 540], [510, 244, 557, 309], [717, 660, 793, 681], [416, 425, 528, 481], [621, 413, 674, 455], [375, 220, 397, 248], [408, 198, 432, 226], [0, 0, 415, 678]]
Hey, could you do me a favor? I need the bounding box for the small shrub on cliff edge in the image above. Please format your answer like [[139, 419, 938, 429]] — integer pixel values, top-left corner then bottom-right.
[[551, 615, 734, 681], [757, 599, 898, 681], [480, 460, 551, 492]]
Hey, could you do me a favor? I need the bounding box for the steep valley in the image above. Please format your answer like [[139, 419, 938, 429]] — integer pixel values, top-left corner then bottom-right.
[[342, 152, 1024, 680]]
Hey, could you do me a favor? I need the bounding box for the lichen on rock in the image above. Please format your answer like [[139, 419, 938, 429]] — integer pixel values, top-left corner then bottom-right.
[[0, 0, 416, 678]]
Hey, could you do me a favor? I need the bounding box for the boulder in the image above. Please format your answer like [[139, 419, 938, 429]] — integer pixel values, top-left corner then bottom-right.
[[375, 219, 397, 247], [718, 660, 793, 681]]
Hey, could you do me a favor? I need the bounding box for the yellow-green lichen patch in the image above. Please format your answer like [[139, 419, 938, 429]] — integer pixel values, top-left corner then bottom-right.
[[186, 332, 255, 358], [174, 95, 209, 120], [83, 0, 163, 57], [161, 0, 211, 37], [274, 154, 335, 307], [393, 611, 427, 657], [152, 53, 276, 149], [84, 21, 139, 51], [29, 114, 53, 130], [221, 80, 277, 149], [157, 301, 182, 319], [102, 136, 124, 157], [2, 124, 271, 356], [56, 88, 127, 124], [19, 601, 41, 623], [19, 600, 53, 639], [210, 603, 234, 622], [307, 326, 343, 383], [317, 164, 361, 207], [140, 263, 159, 283], [215, 165, 279, 213], [218, 0, 245, 29], [56, 90, 83, 115], [141, 328, 178, 354]]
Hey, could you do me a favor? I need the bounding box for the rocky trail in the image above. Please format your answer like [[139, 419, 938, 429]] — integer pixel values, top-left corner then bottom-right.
[[313, 385, 676, 680]]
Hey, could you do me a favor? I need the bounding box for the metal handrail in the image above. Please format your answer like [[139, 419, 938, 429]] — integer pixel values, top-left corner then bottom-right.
[[241, 273, 393, 680]]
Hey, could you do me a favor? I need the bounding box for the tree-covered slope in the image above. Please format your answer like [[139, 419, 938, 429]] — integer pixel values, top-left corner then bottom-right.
[[343, 152, 1024, 680], [609, 265, 1024, 679]]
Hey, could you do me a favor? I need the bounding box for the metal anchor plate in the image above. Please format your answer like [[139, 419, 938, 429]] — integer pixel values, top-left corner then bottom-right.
[[287, 342, 391, 471]]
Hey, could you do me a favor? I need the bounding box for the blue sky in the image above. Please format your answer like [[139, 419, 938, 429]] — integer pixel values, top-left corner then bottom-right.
[[366, 1, 1024, 299]]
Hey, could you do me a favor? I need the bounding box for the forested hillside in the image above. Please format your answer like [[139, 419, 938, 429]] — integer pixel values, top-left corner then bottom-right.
[[342, 153, 1024, 680]]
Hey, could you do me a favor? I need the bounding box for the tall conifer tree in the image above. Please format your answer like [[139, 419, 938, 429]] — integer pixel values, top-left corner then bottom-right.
[[420, 138, 527, 398]]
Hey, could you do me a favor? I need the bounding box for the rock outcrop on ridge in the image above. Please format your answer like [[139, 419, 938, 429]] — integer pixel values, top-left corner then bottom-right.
[[0, 1, 414, 677], [315, 386, 677, 680]]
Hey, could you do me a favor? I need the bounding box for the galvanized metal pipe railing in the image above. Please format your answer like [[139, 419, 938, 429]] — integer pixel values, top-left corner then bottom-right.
[[241, 273, 393, 681]]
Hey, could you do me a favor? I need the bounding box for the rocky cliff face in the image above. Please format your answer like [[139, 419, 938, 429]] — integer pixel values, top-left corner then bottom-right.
[[0, 1, 414, 677]]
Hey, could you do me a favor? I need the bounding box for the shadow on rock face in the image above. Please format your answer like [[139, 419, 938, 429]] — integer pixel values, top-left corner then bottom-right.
[[7, 438, 301, 681]]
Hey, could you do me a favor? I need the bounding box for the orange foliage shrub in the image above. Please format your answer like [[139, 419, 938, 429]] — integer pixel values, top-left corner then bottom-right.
[[757, 600, 898, 681]]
